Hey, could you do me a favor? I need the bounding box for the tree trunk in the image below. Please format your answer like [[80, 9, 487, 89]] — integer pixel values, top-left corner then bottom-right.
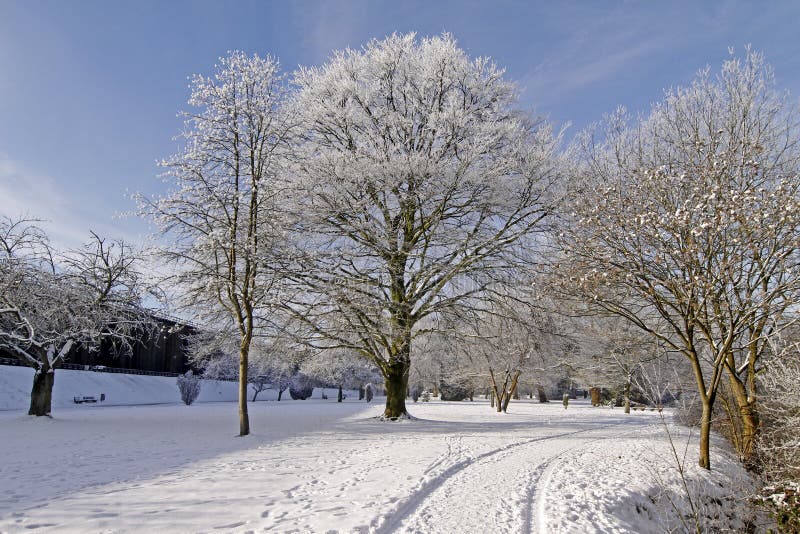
[[432, 382, 439, 398], [698, 399, 712, 470], [501, 371, 521, 413], [590, 387, 601, 406], [252, 389, 259, 402], [338, 384, 343, 403], [537, 385, 548, 403], [624, 378, 631, 414], [29, 365, 54, 416], [725, 369, 759, 467], [488, 370, 504, 412], [383, 359, 410, 419], [277, 388, 283, 401], [238, 345, 250, 436]]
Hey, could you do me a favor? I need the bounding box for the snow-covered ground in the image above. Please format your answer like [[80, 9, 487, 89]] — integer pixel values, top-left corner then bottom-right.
[[0, 365, 353, 411], [0, 386, 752, 533]]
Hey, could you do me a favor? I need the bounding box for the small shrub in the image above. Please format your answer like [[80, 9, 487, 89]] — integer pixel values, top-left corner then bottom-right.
[[177, 370, 201, 405], [365, 383, 374, 402], [289, 374, 314, 400], [421, 390, 431, 402], [439, 382, 469, 401]]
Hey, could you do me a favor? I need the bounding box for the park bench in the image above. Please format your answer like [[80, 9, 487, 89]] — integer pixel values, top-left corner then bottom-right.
[[73, 395, 104, 404]]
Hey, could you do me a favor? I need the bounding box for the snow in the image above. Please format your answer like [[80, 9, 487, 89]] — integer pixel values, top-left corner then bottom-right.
[[0, 373, 751, 533], [0, 366, 354, 411]]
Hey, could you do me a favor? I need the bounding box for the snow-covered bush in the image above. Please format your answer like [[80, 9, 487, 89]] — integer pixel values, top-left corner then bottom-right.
[[755, 481, 800, 532], [754, 340, 800, 529], [177, 371, 201, 405], [421, 390, 431, 402]]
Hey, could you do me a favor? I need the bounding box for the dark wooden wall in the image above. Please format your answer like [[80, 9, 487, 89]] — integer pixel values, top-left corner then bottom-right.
[[1, 317, 196, 374]]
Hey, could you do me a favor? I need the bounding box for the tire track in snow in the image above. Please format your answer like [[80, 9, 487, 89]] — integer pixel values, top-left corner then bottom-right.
[[530, 424, 661, 534], [373, 427, 603, 534]]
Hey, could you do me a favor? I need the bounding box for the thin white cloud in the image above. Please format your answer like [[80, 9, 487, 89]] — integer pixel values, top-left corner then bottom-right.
[[289, 1, 371, 65], [0, 153, 147, 250], [519, 16, 673, 110]]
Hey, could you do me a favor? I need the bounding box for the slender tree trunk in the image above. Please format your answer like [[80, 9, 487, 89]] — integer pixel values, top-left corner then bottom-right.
[[488, 370, 504, 412], [383, 357, 410, 419], [29, 364, 54, 416], [277, 388, 283, 401], [338, 384, 343, 403], [698, 399, 713, 470], [501, 370, 521, 413], [238, 344, 250, 436], [624, 377, 631, 414]]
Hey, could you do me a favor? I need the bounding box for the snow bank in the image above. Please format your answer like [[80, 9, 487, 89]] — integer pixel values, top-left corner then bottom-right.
[[0, 365, 358, 411]]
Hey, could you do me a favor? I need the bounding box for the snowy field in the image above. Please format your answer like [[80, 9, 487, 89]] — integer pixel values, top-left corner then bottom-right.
[[0, 389, 752, 533], [0, 366, 311, 411]]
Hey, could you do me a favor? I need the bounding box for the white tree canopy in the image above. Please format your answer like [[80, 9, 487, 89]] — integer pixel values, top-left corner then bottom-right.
[[281, 33, 562, 417]]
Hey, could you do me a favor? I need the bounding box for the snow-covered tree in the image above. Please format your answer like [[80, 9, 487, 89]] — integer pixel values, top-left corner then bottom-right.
[[283, 33, 562, 419], [573, 315, 662, 413], [557, 49, 800, 469], [466, 297, 559, 413], [412, 328, 483, 401], [139, 51, 295, 436], [0, 218, 155, 416], [189, 327, 305, 402], [301, 349, 379, 402]]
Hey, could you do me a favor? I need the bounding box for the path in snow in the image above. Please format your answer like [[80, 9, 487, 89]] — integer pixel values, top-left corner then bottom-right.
[[1, 399, 748, 533], [376, 421, 647, 534]]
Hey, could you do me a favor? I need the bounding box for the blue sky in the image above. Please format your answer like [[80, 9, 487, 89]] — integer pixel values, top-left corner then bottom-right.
[[2, 0, 800, 249]]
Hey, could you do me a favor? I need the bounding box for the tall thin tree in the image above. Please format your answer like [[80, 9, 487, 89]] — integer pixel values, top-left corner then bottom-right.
[[139, 52, 294, 436]]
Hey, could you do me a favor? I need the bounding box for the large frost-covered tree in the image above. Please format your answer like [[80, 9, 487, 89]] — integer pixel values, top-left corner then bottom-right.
[[139, 52, 294, 436], [558, 49, 800, 469], [0, 218, 154, 416], [283, 33, 561, 419]]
